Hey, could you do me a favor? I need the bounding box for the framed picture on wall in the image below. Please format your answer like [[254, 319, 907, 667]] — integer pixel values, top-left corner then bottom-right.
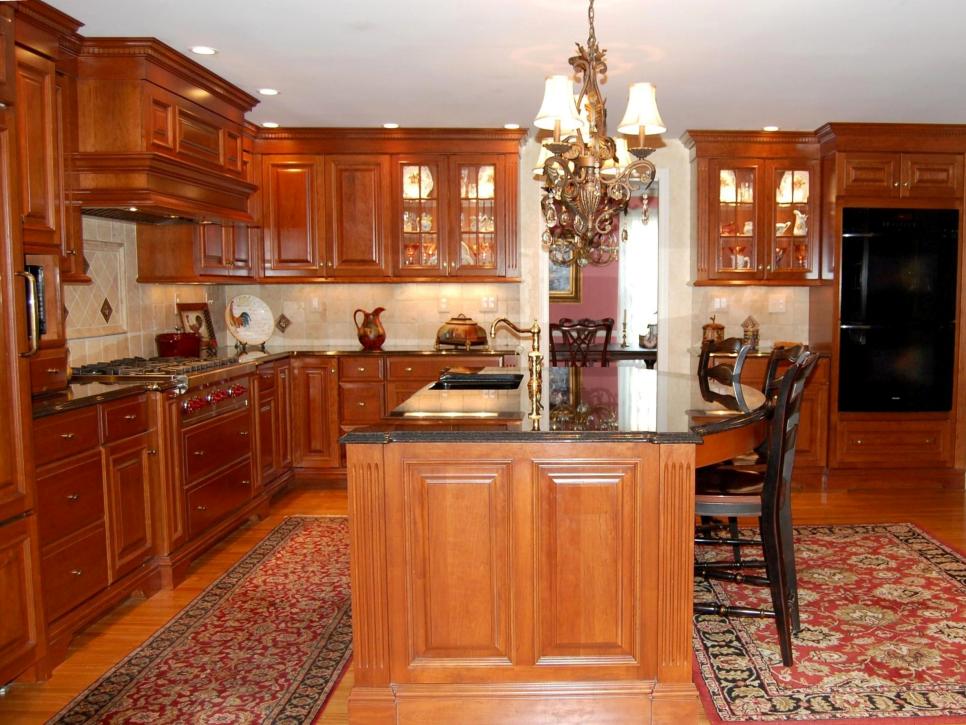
[[176, 302, 217, 354], [549, 260, 581, 302]]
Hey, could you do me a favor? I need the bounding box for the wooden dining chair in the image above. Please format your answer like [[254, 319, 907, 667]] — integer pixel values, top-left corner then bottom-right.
[[697, 337, 752, 411], [549, 317, 614, 367], [693, 350, 819, 667]]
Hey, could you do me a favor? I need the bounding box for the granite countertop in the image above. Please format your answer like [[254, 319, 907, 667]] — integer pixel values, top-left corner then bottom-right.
[[35, 345, 520, 418], [32, 381, 160, 419], [342, 362, 768, 444]]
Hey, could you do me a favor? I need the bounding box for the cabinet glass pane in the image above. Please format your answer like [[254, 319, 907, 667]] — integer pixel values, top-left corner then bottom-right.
[[772, 168, 811, 271], [457, 164, 497, 269], [717, 167, 757, 272], [400, 164, 440, 268]]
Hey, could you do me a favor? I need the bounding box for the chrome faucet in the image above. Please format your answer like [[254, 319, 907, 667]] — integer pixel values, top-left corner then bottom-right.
[[490, 318, 543, 430]]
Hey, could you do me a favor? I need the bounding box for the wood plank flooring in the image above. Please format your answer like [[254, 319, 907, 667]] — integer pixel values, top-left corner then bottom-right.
[[0, 485, 963, 725]]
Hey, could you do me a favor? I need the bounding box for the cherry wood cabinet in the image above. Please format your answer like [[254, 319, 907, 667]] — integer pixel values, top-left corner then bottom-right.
[[0, 516, 44, 686], [684, 131, 821, 285], [325, 154, 391, 277], [196, 223, 253, 278], [393, 154, 513, 277], [261, 155, 323, 277], [255, 360, 292, 490], [292, 358, 341, 469], [103, 432, 154, 582], [836, 151, 963, 199], [0, 6, 14, 106]]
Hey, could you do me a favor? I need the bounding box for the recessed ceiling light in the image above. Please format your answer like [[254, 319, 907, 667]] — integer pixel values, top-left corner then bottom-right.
[[258, 88, 280, 96], [504, 123, 520, 130], [762, 125, 780, 132], [189, 46, 218, 56], [127, 207, 139, 212], [383, 122, 399, 129], [262, 121, 279, 128]]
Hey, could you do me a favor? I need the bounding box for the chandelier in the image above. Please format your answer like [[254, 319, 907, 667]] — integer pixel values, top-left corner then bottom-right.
[[534, 0, 665, 267]]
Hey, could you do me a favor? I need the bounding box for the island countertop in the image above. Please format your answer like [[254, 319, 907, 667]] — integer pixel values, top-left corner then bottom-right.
[[341, 361, 766, 444]]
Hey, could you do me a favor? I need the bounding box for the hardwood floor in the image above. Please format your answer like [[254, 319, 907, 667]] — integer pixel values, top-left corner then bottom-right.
[[0, 485, 963, 725]]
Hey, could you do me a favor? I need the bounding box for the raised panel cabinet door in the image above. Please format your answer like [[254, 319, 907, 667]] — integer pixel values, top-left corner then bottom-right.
[[0, 7, 14, 106], [793, 384, 828, 470], [837, 152, 899, 197], [229, 223, 253, 276], [258, 396, 279, 484], [448, 155, 507, 277], [196, 223, 231, 274], [276, 362, 292, 469], [15, 46, 60, 250], [0, 516, 43, 686], [902, 153, 964, 198], [325, 155, 391, 277], [392, 156, 448, 276], [56, 71, 87, 283], [707, 159, 763, 280], [262, 156, 322, 277], [104, 433, 154, 582], [292, 360, 340, 469]]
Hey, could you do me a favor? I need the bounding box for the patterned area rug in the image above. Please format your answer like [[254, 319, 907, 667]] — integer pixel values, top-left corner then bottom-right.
[[49, 516, 352, 725], [694, 523, 966, 723]]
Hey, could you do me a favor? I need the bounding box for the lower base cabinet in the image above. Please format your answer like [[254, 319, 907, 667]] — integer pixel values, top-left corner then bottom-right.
[[104, 433, 155, 581], [0, 515, 44, 687], [292, 358, 341, 469]]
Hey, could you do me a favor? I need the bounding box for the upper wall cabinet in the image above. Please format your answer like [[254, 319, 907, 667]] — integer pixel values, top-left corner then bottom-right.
[[684, 131, 822, 285], [836, 152, 963, 199], [74, 38, 258, 222]]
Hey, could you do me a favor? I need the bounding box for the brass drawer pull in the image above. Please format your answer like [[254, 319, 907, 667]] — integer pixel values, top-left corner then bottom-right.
[[239, 431, 249, 437], [193, 450, 205, 456], [196, 505, 208, 511], [46, 368, 61, 375], [405, 367, 414, 372], [357, 366, 367, 372], [147, 449, 158, 455], [123, 414, 137, 421], [66, 493, 79, 501], [241, 479, 250, 485], [60, 432, 75, 440], [70, 569, 83, 576], [358, 401, 366, 407]]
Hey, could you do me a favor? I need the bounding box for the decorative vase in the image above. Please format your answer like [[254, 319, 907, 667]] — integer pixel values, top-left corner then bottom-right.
[[354, 307, 386, 351]]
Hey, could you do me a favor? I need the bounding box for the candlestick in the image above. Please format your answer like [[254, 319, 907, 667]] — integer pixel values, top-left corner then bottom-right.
[[620, 319, 628, 348]]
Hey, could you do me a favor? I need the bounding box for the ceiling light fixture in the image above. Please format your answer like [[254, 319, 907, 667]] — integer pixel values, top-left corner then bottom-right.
[[504, 123, 520, 130], [534, 0, 664, 267], [383, 122, 399, 129], [189, 46, 218, 56], [762, 125, 780, 132], [262, 121, 279, 128], [258, 88, 280, 96]]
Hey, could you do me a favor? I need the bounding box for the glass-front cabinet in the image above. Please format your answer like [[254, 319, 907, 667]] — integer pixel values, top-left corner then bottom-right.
[[393, 154, 508, 277], [685, 130, 821, 285]]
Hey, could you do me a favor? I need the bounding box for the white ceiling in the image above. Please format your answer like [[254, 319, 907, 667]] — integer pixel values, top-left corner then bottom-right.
[[53, 0, 966, 138]]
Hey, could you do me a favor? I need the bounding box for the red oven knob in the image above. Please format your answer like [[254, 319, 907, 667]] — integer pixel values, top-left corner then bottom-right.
[[229, 384, 246, 397], [212, 389, 229, 403]]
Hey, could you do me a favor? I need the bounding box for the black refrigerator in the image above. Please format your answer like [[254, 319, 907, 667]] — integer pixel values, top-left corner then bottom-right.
[[839, 207, 959, 412]]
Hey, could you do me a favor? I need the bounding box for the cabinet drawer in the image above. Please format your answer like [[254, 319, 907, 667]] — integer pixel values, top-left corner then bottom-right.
[[101, 395, 149, 443], [339, 382, 384, 423], [386, 355, 497, 381], [42, 525, 109, 623], [339, 356, 383, 381], [29, 347, 69, 395], [386, 381, 426, 410], [187, 458, 252, 539], [182, 409, 252, 485], [36, 451, 104, 548], [33, 407, 100, 466], [836, 420, 951, 466]]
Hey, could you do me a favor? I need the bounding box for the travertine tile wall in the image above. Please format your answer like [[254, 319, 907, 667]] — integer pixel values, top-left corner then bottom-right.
[[226, 282, 521, 349], [691, 286, 811, 351], [65, 217, 227, 365]]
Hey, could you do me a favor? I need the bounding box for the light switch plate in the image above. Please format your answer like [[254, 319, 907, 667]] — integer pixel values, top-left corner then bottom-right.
[[438, 296, 450, 313]]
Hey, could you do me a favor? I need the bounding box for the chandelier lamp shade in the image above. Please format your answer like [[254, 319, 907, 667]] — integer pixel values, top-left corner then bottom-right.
[[535, 0, 664, 267]]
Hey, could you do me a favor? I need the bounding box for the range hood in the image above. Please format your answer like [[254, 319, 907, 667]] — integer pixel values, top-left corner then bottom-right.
[[75, 38, 258, 225]]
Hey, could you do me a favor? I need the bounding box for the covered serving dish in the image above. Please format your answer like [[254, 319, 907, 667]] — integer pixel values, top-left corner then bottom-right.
[[435, 314, 488, 350]]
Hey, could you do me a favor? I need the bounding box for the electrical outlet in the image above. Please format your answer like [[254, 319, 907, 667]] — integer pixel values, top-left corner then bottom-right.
[[310, 296, 321, 312], [438, 297, 450, 313], [712, 296, 728, 312], [768, 294, 787, 313]]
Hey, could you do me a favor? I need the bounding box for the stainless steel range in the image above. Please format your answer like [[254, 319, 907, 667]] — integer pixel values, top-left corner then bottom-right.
[[70, 355, 241, 394]]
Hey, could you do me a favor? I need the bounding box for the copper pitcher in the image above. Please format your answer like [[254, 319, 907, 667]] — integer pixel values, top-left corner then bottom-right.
[[354, 307, 386, 351]]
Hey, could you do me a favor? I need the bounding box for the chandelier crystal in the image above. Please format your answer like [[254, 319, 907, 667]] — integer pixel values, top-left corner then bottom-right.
[[534, 0, 665, 267]]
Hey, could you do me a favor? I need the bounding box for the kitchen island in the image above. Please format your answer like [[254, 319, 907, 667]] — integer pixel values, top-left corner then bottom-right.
[[342, 363, 766, 724]]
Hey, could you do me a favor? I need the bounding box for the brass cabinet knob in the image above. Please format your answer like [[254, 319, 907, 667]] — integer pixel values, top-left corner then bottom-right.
[[241, 479, 250, 485], [193, 450, 205, 456], [358, 401, 366, 407], [196, 505, 208, 511], [60, 432, 75, 440], [70, 569, 83, 576], [404, 367, 414, 372], [147, 449, 158, 455], [47, 368, 60, 375], [66, 493, 79, 502], [239, 430, 249, 437], [357, 366, 366, 372], [123, 414, 137, 420]]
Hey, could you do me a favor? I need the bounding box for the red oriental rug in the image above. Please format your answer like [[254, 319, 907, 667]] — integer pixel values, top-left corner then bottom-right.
[[693, 523, 966, 723], [49, 516, 352, 725]]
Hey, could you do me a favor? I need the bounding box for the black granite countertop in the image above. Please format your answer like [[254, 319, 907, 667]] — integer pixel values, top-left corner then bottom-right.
[[38, 346, 519, 418], [32, 381, 160, 419], [342, 362, 768, 444]]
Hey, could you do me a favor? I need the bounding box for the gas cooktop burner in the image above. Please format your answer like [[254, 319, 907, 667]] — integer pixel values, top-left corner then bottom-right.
[[72, 355, 240, 377]]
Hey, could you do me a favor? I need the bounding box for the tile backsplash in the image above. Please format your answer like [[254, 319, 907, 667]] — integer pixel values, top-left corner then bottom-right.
[[691, 286, 810, 350], [65, 217, 227, 366]]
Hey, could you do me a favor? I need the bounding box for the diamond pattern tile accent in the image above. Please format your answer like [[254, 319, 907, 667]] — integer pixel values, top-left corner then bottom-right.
[[276, 314, 291, 333], [100, 298, 113, 323]]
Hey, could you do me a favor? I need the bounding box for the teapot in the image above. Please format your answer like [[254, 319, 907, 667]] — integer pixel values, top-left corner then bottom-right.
[[354, 307, 386, 351]]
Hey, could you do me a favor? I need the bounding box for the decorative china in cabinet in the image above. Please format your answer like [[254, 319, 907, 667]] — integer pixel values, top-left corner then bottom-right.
[[393, 154, 509, 277], [685, 131, 821, 285]]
